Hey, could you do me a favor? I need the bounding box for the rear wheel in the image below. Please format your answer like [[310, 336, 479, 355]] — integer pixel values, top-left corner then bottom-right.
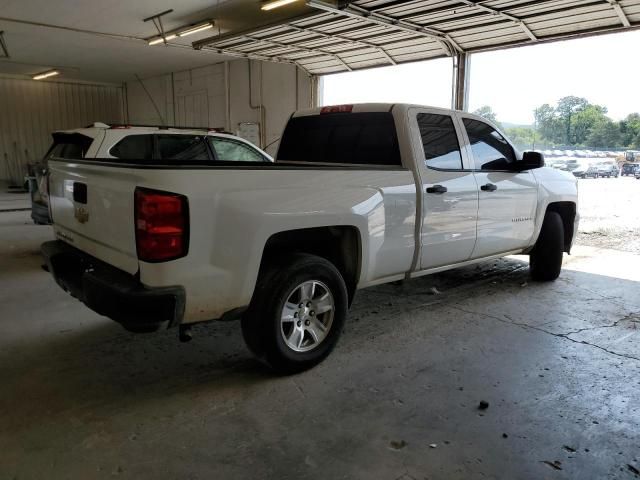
[[530, 211, 564, 282], [241, 253, 348, 374]]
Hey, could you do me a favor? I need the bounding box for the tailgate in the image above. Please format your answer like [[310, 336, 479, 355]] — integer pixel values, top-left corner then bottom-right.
[[48, 159, 140, 274]]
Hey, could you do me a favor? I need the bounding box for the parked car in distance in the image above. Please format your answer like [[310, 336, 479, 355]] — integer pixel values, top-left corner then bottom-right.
[[30, 123, 273, 224], [597, 163, 619, 178], [42, 103, 578, 373], [563, 160, 579, 171], [621, 163, 640, 176], [572, 164, 598, 178]]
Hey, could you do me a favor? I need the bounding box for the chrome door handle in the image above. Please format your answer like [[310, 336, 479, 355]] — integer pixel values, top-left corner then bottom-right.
[[481, 183, 497, 192], [426, 185, 447, 194]]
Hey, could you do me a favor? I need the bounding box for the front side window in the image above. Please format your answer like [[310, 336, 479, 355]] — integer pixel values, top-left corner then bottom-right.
[[209, 137, 266, 162], [463, 118, 516, 171], [110, 135, 153, 160], [157, 135, 209, 161], [417, 113, 463, 170]]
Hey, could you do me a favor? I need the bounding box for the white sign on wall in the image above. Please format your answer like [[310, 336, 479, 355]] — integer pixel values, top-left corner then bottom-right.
[[237, 122, 261, 147]]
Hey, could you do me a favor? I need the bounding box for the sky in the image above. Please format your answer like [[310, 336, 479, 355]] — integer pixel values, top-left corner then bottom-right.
[[321, 30, 640, 126]]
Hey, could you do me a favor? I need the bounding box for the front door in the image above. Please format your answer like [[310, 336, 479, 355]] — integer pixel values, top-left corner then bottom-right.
[[410, 109, 479, 270], [459, 116, 538, 258]]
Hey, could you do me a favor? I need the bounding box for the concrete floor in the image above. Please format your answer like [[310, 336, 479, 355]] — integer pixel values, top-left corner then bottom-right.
[[1, 189, 640, 479]]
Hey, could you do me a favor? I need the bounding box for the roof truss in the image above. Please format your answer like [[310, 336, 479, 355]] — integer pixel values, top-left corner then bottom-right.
[[194, 0, 640, 75]]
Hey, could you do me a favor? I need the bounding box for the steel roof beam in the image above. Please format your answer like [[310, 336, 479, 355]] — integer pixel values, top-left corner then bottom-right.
[[193, 41, 313, 75], [455, 1, 537, 41], [285, 24, 397, 65], [365, 0, 537, 41], [241, 34, 353, 71], [605, 0, 631, 27], [305, 0, 462, 55]]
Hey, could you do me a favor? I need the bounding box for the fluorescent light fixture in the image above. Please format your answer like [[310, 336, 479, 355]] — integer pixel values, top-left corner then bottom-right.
[[261, 0, 300, 10], [147, 22, 212, 45], [148, 34, 177, 45], [32, 70, 59, 80], [177, 22, 213, 37]]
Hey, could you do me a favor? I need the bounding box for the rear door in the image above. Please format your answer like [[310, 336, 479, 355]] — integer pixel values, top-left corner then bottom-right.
[[459, 116, 538, 258], [409, 107, 479, 270]]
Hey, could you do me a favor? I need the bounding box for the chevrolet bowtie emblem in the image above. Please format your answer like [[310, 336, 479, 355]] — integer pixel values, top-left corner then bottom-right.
[[74, 206, 89, 224]]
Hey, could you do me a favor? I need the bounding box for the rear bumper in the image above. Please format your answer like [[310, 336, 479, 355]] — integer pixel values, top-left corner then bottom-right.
[[41, 240, 185, 332]]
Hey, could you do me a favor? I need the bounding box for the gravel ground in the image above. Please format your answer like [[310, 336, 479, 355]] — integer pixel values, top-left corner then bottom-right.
[[575, 175, 640, 253]]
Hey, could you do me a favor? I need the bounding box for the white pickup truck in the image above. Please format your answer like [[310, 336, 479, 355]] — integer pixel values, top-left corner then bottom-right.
[[42, 104, 578, 373]]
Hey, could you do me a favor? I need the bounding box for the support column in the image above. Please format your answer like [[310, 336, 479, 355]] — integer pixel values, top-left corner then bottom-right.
[[452, 52, 470, 111]]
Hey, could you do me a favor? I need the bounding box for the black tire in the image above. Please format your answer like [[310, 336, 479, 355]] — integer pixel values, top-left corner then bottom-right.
[[241, 253, 348, 374], [530, 211, 564, 282]]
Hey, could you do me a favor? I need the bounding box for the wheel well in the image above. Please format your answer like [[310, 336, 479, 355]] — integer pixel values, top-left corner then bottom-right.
[[546, 202, 576, 253], [261, 226, 361, 304]]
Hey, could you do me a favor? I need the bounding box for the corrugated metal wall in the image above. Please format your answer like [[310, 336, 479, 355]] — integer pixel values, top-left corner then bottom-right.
[[0, 77, 124, 183]]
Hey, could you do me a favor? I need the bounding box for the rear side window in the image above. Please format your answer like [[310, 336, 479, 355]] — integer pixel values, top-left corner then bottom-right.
[[157, 135, 209, 161], [209, 137, 266, 162], [110, 135, 153, 160], [277, 112, 401, 166], [417, 113, 463, 170], [47, 133, 93, 160], [463, 118, 515, 171]]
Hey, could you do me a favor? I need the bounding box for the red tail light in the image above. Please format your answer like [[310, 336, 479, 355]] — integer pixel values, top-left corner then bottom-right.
[[135, 188, 189, 262]]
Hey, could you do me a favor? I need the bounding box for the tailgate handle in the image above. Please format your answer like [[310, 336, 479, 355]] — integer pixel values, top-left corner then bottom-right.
[[73, 182, 87, 204]]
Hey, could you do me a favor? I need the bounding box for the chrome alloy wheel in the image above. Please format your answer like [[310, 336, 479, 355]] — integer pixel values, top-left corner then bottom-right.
[[280, 280, 335, 353]]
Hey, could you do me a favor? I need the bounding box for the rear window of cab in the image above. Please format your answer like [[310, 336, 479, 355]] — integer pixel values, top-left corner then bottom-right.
[[276, 112, 401, 166]]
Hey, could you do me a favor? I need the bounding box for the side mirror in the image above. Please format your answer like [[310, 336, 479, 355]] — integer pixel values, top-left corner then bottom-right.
[[514, 151, 545, 171]]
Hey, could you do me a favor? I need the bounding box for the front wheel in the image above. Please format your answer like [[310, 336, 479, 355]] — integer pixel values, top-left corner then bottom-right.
[[241, 253, 348, 374], [530, 211, 564, 282]]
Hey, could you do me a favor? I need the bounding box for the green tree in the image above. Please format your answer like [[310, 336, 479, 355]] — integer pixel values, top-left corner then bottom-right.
[[531, 98, 635, 148], [505, 126, 536, 150], [586, 119, 621, 148], [571, 104, 608, 145], [555, 96, 589, 144], [473, 106, 499, 125], [620, 113, 640, 147], [534, 104, 561, 144]]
